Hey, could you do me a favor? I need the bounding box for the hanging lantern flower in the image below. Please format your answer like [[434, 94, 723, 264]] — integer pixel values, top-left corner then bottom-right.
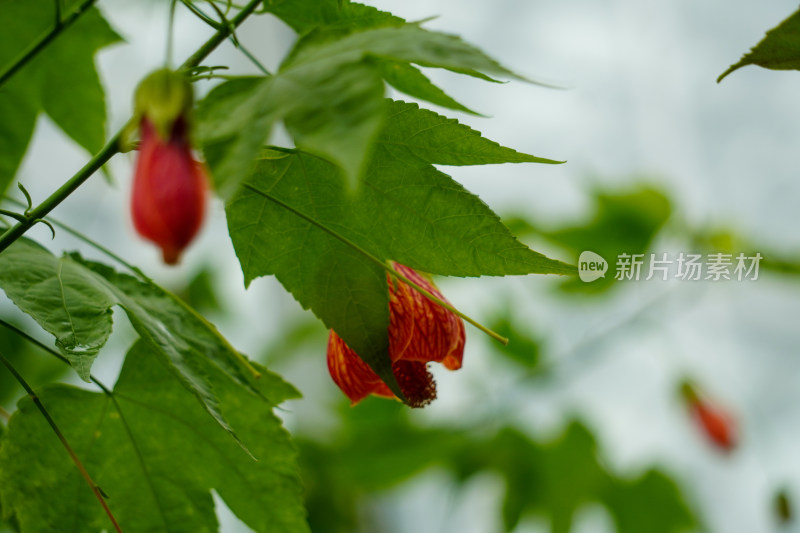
[[129, 69, 207, 265], [327, 263, 465, 408]]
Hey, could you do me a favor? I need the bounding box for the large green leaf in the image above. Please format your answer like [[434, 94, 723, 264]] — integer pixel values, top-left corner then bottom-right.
[[263, 0, 402, 35], [0, 1, 120, 194], [719, 8, 800, 82], [225, 100, 572, 401], [264, 0, 479, 115], [197, 23, 529, 195], [0, 341, 307, 533], [0, 239, 271, 440]]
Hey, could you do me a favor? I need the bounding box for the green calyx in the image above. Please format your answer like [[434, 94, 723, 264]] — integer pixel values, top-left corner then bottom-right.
[[133, 68, 194, 140]]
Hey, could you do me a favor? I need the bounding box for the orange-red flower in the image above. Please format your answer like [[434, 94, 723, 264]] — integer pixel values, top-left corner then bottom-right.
[[130, 69, 207, 265], [327, 263, 465, 408], [681, 381, 737, 452]]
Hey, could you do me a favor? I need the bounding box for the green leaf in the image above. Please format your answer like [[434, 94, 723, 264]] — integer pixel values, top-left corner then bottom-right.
[[266, 1, 479, 115], [297, 403, 696, 533], [225, 100, 572, 401], [0, 318, 69, 407], [512, 185, 671, 294], [602, 470, 699, 533], [378, 99, 561, 166], [719, 8, 800, 82], [488, 312, 542, 370], [379, 61, 481, 115], [198, 23, 529, 194], [0, 2, 120, 194], [0, 239, 273, 441], [0, 341, 308, 533], [263, 0, 403, 35], [454, 422, 697, 533]]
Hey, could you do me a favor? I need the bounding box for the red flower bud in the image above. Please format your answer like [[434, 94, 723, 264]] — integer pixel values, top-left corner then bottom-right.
[[130, 69, 207, 265], [131, 117, 207, 264], [327, 263, 465, 408], [681, 381, 737, 452]]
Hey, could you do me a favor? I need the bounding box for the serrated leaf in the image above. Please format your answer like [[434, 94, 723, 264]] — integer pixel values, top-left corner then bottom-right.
[[0, 341, 308, 533], [379, 61, 481, 115], [264, 0, 403, 34], [0, 2, 120, 194], [198, 23, 528, 195], [0, 239, 273, 441], [265, 1, 478, 115], [718, 8, 800, 82], [225, 100, 572, 401], [379, 99, 561, 166]]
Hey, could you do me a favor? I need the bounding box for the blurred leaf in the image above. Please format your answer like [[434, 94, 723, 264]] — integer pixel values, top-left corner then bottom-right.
[[0, 341, 307, 533], [264, 0, 402, 35], [298, 405, 696, 533], [602, 471, 699, 533], [197, 22, 532, 193], [0, 2, 120, 194], [514, 186, 671, 294], [452, 422, 696, 533], [0, 239, 275, 441], [226, 100, 571, 403], [174, 267, 223, 315], [262, 314, 328, 366], [297, 399, 462, 533], [0, 319, 68, 408], [718, 8, 800, 82], [488, 312, 542, 370], [774, 488, 793, 525]]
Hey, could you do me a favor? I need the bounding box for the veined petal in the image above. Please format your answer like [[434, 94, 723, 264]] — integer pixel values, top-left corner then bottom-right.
[[327, 331, 394, 405], [327, 263, 465, 407], [389, 263, 465, 370]]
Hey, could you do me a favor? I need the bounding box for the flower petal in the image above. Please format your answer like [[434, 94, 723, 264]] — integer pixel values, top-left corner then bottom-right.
[[327, 331, 393, 405]]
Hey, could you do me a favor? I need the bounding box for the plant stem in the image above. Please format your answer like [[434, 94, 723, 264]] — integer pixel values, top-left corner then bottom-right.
[[166, 0, 179, 67], [0, 318, 71, 367], [180, 0, 262, 73], [0, 0, 98, 89], [0, 0, 265, 255], [0, 351, 123, 533], [0, 132, 122, 254], [243, 183, 509, 345]]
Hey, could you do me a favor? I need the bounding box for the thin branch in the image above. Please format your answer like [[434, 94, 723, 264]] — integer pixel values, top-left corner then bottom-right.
[[0, 0, 98, 89], [0, 0, 265, 255], [242, 182, 509, 345], [0, 318, 70, 366], [0, 405, 10, 422], [3, 197, 153, 283], [0, 350, 123, 533]]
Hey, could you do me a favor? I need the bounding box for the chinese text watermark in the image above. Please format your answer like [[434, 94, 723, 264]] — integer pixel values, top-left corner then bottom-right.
[[579, 251, 762, 283]]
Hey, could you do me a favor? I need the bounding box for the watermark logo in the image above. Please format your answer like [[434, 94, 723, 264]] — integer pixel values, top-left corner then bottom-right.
[[577, 251, 762, 282], [578, 250, 608, 282]]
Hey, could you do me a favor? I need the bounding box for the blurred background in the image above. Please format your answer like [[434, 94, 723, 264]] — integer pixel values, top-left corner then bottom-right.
[[3, 1, 800, 531]]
